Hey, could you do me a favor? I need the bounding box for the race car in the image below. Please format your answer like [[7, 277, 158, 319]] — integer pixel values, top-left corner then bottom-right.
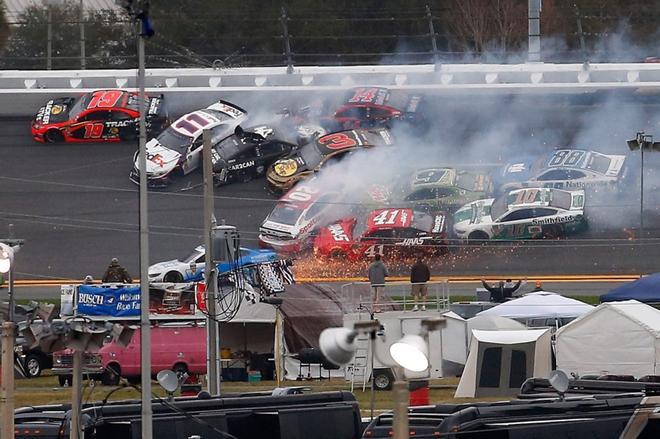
[[328, 87, 426, 132], [266, 127, 394, 192], [211, 125, 301, 185], [495, 149, 627, 194], [31, 89, 167, 143], [453, 187, 587, 241], [129, 101, 247, 187], [313, 207, 449, 261], [259, 181, 345, 253], [395, 167, 494, 211], [148, 245, 277, 283]]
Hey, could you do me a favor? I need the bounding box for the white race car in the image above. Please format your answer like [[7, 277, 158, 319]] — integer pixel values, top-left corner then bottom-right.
[[453, 187, 587, 241], [130, 101, 247, 187], [149, 245, 277, 283], [496, 149, 627, 194], [259, 180, 345, 253]]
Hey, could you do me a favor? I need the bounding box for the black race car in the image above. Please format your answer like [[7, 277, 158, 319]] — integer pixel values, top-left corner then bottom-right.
[[211, 125, 302, 185]]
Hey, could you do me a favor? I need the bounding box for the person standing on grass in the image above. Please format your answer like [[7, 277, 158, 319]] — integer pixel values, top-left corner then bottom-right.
[[410, 256, 430, 311], [368, 254, 388, 312]]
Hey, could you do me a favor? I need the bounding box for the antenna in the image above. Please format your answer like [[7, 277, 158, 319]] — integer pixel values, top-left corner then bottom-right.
[[548, 369, 570, 401]]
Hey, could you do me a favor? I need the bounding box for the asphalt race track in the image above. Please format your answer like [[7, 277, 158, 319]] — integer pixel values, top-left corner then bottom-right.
[[2, 92, 660, 282]]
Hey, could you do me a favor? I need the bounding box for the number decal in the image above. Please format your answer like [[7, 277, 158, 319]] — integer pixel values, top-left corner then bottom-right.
[[318, 133, 358, 150], [364, 244, 384, 258], [348, 88, 378, 103], [83, 123, 104, 138], [372, 209, 400, 225], [283, 185, 319, 202], [413, 169, 446, 185], [87, 90, 123, 109], [513, 189, 539, 205], [548, 150, 585, 167], [147, 152, 166, 167], [173, 113, 213, 136]]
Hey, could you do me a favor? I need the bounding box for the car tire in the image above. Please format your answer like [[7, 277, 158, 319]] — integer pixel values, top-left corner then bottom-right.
[[102, 364, 121, 386], [24, 354, 43, 378], [163, 271, 184, 283], [45, 129, 64, 143], [239, 172, 253, 183], [173, 363, 188, 378], [468, 231, 489, 243], [373, 369, 394, 391]]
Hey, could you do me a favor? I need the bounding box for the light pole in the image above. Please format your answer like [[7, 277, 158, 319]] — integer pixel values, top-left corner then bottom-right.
[[1, 240, 23, 439], [627, 132, 660, 235]]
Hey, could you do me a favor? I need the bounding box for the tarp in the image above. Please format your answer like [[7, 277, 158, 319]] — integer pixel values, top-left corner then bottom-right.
[[455, 328, 552, 398], [77, 285, 141, 317], [466, 315, 527, 345], [556, 300, 660, 378], [476, 291, 594, 320], [601, 274, 660, 303]]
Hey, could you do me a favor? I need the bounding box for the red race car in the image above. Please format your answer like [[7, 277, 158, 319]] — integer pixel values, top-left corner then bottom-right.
[[313, 207, 449, 261], [31, 89, 167, 143]]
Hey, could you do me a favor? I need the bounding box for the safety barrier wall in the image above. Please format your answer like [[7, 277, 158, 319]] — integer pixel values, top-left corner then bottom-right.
[[1, 63, 660, 116]]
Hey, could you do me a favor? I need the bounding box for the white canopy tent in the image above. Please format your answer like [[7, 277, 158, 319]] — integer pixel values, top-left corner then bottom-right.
[[476, 291, 594, 323], [455, 328, 552, 398], [556, 300, 660, 378]]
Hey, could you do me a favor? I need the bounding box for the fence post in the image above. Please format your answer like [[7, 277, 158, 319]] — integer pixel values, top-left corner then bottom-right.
[[280, 6, 293, 73], [79, 0, 86, 69], [46, 7, 53, 70], [573, 3, 588, 63], [425, 4, 439, 65]]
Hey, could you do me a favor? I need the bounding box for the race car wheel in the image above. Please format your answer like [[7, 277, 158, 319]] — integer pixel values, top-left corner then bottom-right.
[[173, 363, 188, 378], [468, 231, 489, 243], [164, 271, 184, 283], [25, 354, 43, 378], [102, 364, 121, 386], [543, 225, 562, 239], [45, 129, 64, 143], [239, 172, 253, 183]]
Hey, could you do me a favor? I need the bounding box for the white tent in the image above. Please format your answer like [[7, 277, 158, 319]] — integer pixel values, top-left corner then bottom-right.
[[556, 300, 660, 378], [466, 315, 527, 345], [476, 291, 594, 321], [455, 328, 552, 398], [440, 311, 469, 376]]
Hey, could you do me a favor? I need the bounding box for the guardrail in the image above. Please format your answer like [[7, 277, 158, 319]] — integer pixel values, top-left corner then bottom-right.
[[1, 63, 660, 116]]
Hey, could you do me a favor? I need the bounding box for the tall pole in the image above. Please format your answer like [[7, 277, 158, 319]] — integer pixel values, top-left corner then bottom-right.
[[47, 7, 53, 70], [137, 24, 153, 439], [203, 129, 220, 394], [79, 0, 86, 69], [392, 367, 409, 439], [425, 4, 438, 64], [1, 265, 15, 439], [640, 145, 645, 234], [70, 350, 83, 439], [528, 0, 541, 62]]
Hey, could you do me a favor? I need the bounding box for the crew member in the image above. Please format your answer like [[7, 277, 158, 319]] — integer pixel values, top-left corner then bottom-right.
[[102, 257, 133, 284]]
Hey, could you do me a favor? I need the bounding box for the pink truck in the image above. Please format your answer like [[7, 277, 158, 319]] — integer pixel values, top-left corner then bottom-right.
[[52, 323, 207, 386]]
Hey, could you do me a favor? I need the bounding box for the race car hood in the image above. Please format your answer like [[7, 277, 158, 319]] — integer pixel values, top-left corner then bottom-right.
[[453, 199, 495, 229], [148, 259, 181, 276], [135, 139, 181, 175], [495, 159, 535, 185], [260, 219, 297, 238], [34, 97, 74, 125]]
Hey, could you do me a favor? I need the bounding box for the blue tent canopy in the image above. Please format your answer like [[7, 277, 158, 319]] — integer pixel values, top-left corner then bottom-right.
[[600, 273, 660, 303]]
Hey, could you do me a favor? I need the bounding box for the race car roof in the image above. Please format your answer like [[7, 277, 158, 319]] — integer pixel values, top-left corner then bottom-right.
[[366, 208, 414, 230], [530, 149, 622, 176], [342, 87, 420, 113], [169, 109, 231, 139], [409, 168, 457, 188]]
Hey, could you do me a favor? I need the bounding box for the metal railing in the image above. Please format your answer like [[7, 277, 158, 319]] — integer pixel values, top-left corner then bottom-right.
[[340, 280, 450, 314]]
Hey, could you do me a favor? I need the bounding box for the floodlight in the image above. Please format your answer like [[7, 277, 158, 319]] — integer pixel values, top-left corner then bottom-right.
[[0, 243, 14, 274], [390, 334, 429, 372], [549, 369, 570, 394], [157, 369, 180, 399], [319, 327, 358, 366]]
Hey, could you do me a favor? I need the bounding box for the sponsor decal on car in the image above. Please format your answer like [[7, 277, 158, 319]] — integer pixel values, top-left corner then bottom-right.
[[106, 120, 132, 128], [531, 215, 574, 226], [229, 160, 255, 171], [398, 237, 429, 246], [274, 159, 298, 177], [148, 98, 160, 115], [432, 215, 445, 233], [328, 224, 350, 242], [51, 104, 63, 115], [39, 100, 54, 124]]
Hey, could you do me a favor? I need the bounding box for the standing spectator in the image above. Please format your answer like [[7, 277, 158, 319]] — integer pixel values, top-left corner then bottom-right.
[[102, 257, 133, 284], [480, 278, 524, 303], [410, 257, 430, 311], [368, 254, 388, 312], [83, 275, 95, 284], [531, 280, 544, 292]]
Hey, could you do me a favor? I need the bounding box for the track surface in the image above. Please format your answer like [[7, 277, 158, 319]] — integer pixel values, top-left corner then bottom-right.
[[1, 94, 660, 282]]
